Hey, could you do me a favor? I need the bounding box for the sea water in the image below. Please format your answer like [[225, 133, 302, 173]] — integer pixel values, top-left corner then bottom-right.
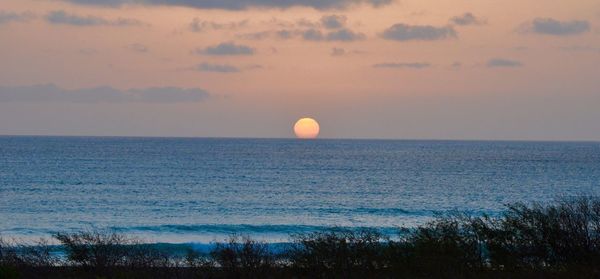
[[1, 136, 599, 243]]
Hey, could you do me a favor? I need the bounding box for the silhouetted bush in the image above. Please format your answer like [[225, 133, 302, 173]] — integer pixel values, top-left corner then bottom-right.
[[185, 248, 214, 278], [55, 230, 132, 271], [288, 228, 388, 278], [0, 237, 60, 279], [0, 237, 19, 279], [210, 235, 275, 278], [3, 198, 600, 278], [397, 214, 487, 278], [0, 237, 17, 266], [54, 230, 182, 278], [479, 197, 600, 273]]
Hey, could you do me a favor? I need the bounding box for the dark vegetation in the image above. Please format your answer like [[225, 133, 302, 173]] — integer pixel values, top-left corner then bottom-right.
[[3, 197, 600, 278]]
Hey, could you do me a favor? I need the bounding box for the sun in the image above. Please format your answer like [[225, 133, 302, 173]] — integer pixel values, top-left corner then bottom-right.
[[294, 118, 320, 139]]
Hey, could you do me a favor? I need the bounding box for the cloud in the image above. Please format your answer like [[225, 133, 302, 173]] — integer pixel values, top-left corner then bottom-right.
[[257, 17, 296, 28], [0, 84, 209, 103], [330, 47, 365, 56], [486, 58, 522, 68], [303, 28, 365, 41], [381, 23, 456, 41], [321, 15, 347, 29], [237, 15, 361, 41], [524, 18, 590, 36], [326, 28, 365, 41], [240, 27, 366, 41], [112, 18, 143, 26], [197, 42, 255, 56], [450, 13, 485, 26], [237, 30, 273, 40], [45, 11, 105, 25], [189, 18, 248, 32], [236, 29, 300, 40], [275, 29, 295, 39], [0, 11, 34, 25], [61, 0, 393, 10], [373, 62, 431, 69], [296, 18, 319, 28], [45, 10, 142, 26], [303, 28, 324, 40], [196, 63, 240, 73]]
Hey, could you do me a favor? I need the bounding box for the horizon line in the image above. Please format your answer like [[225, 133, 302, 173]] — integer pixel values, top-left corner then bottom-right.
[[1, 133, 599, 144]]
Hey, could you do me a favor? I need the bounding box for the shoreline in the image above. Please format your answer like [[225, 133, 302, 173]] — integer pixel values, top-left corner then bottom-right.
[[0, 225, 416, 245]]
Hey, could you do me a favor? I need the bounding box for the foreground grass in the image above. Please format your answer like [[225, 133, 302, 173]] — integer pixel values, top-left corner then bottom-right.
[[3, 197, 600, 278]]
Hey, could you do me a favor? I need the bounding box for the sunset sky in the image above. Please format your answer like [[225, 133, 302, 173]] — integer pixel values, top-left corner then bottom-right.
[[1, 0, 599, 140]]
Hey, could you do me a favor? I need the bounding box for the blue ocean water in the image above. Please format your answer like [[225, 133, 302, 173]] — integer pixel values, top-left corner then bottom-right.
[[1, 136, 600, 243]]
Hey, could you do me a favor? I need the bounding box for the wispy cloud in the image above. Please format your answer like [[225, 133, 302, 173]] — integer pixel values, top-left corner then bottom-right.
[[450, 13, 485, 26], [196, 42, 255, 56], [302, 29, 323, 40], [45, 10, 143, 27], [196, 63, 240, 73], [321, 15, 347, 29], [521, 18, 590, 36], [0, 11, 34, 25], [60, 0, 393, 10], [330, 47, 365, 56], [0, 84, 210, 103], [303, 28, 365, 42], [236, 15, 363, 42], [237, 30, 273, 40], [327, 28, 366, 41], [373, 62, 431, 69], [487, 58, 522, 68], [237, 29, 300, 40], [189, 18, 249, 32], [381, 23, 456, 41]]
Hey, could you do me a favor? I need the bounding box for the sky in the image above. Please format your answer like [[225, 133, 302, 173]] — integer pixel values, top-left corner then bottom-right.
[[0, 0, 599, 140]]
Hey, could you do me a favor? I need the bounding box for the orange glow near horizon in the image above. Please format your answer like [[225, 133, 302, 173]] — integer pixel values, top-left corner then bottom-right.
[[294, 118, 320, 139]]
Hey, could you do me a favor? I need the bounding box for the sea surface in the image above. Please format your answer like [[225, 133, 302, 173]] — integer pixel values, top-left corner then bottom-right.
[[1, 136, 600, 243]]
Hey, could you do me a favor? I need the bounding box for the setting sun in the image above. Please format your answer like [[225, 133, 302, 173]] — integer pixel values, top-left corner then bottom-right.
[[294, 118, 320, 139]]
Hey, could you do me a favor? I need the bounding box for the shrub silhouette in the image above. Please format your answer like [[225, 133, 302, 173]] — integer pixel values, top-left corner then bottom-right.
[[210, 235, 275, 278], [0, 237, 17, 266], [288, 228, 388, 278], [0, 237, 21, 279], [54, 230, 132, 271], [397, 214, 487, 277], [0, 237, 59, 279], [3, 198, 600, 278], [479, 197, 600, 272]]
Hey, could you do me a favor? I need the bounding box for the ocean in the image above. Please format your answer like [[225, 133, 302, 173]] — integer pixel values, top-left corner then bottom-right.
[[1, 136, 600, 244]]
